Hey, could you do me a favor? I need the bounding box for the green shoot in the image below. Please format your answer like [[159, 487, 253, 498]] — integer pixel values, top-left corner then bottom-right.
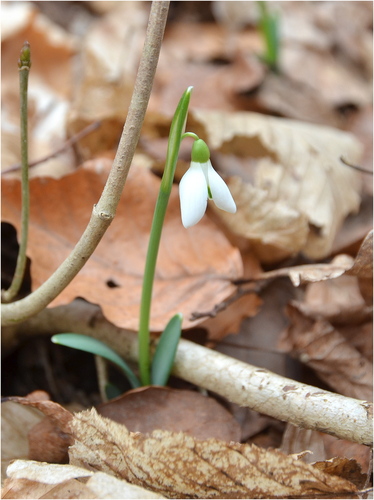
[[151, 313, 183, 386], [257, 1, 280, 72], [51, 333, 141, 389]]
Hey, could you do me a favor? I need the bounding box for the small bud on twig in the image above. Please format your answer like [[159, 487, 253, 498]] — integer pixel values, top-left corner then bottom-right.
[[18, 41, 31, 70]]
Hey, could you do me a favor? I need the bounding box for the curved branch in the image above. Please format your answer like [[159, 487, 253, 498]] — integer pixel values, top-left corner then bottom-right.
[[5, 300, 372, 446], [1, 1, 170, 326]]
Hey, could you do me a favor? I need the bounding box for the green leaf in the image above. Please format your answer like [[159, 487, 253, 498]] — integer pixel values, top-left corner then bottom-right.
[[105, 382, 122, 400], [151, 313, 183, 386], [51, 333, 141, 389]]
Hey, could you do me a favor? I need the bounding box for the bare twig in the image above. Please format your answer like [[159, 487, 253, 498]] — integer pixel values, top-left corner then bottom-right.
[[1, 1, 170, 326], [2, 43, 32, 303], [340, 156, 373, 175], [1, 121, 101, 175], [189, 282, 265, 321], [5, 300, 372, 446]]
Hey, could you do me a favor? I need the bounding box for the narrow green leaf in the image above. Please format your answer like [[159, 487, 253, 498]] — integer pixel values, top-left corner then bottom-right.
[[105, 383, 122, 400], [151, 313, 183, 386], [51, 333, 141, 389]]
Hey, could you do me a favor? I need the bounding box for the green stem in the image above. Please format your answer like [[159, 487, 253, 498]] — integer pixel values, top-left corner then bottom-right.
[[2, 42, 31, 303], [138, 86, 193, 386]]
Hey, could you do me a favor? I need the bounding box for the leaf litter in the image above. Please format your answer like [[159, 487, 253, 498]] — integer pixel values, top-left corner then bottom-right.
[[2, 159, 243, 331], [1, 1, 373, 498]]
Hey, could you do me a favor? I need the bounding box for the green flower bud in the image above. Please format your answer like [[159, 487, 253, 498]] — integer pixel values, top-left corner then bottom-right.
[[191, 139, 210, 163]]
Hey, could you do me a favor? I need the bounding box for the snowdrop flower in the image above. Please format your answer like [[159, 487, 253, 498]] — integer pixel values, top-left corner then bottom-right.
[[179, 139, 236, 228]]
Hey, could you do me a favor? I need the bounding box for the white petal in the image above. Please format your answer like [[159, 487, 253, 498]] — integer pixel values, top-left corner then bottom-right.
[[206, 162, 237, 213], [179, 163, 208, 228]]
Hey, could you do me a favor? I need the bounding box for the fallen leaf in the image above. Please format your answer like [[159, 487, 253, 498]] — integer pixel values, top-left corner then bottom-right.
[[347, 230, 373, 279], [188, 108, 363, 261], [300, 275, 371, 324], [97, 386, 241, 443], [281, 302, 373, 401], [67, 2, 148, 159], [86, 471, 166, 499], [347, 230, 373, 305], [2, 460, 165, 499], [200, 292, 263, 342], [2, 159, 243, 331], [68, 408, 358, 499], [257, 254, 355, 286], [281, 424, 371, 473], [5, 394, 73, 434], [1, 2, 77, 179], [28, 417, 71, 464], [4, 393, 74, 467], [1, 401, 43, 483], [2, 461, 95, 500], [313, 457, 367, 489]]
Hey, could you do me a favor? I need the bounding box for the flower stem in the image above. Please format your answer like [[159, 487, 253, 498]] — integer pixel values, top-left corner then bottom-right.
[[2, 42, 31, 303], [138, 86, 193, 386]]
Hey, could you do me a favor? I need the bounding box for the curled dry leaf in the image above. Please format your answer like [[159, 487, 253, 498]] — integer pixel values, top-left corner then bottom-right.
[[97, 386, 241, 443], [347, 230, 373, 305], [188, 109, 363, 262], [1, 160, 242, 330], [313, 457, 368, 489], [1, 402, 43, 483], [281, 302, 373, 401], [281, 424, 371, 473], [258, 254, 355, 287], [4, 394, 74, 467], [69, 408, 358, 499]]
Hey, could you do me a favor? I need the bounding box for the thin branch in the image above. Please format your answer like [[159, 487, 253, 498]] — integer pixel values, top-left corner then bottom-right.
[[5, 300, 372, 446], [190, 283, 263, 320], [1, 121, 101, 175], [1, 1, 170, 326], [2, 43, 32, 303], [340, 156, 373, 175]]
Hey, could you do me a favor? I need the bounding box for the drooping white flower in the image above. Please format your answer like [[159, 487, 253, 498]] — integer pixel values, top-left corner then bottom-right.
[[179, 139, 236, 228]]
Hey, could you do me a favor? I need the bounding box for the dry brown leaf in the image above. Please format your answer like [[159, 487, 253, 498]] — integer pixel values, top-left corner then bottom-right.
[[85, 471, 166, 499], [300, 275, 371, 324], [201, 292, 263, 342], [281, 424, 371, 472], [4, 394, 74, 467], [5, 394, 73, 434], [69, 408, 358, 499], [97, 387, 241, 443], [188, 109, 363, 262], [348, 230, 373, 278], [236, 2, 372, 126], [67, 2, 148, 159], [3, 460, 165, 499], [347, 230, 373, 305], [2, 159, 242, 330], [1, 402, 43, 483], [2, 461, 95, 500], [258, 254, 354, 286], [313, 457, 368, 489], [281, 303, 373, 401], [1, 2, 77, 179]]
